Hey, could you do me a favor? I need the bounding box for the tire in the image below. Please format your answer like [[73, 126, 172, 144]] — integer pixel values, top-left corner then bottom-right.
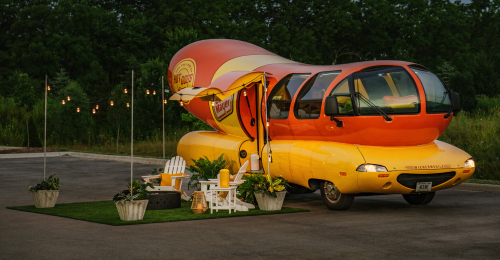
[[402, 192, 435, 205], [320, 181, 354, 210]]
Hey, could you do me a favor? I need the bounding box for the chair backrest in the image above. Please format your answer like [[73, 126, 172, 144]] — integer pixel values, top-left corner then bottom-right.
[[233, 160, 249, 184], [164, 156, 186, 174]]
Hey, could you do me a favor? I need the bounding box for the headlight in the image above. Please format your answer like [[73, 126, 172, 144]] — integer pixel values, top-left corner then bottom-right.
[[464, 158, 475, 168], [357, 164, 388, 172]]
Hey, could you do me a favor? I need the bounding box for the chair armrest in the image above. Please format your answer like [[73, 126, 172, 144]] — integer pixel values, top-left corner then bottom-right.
[[199, 180, 217, 185], [171, 174, 190, 180]]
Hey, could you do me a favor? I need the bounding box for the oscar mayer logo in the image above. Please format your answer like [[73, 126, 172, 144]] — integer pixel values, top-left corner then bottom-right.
[[405, 164, 451, 170], [172, 58, 196, 92], [213, 95, 234, 121]]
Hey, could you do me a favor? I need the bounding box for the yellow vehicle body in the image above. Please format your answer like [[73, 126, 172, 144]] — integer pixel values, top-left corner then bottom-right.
[[178, 131, 474, 195]]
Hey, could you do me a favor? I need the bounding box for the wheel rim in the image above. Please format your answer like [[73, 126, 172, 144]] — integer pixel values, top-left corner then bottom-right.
[[324, 181, 341, 203]]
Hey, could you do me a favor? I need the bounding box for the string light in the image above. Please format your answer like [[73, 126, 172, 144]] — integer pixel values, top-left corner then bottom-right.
[[147, 89, 150, 95], [163, 99, 167, 104], [62, 100, 65, 105], [243, 89, 247, 96], [67, 96, 71, 101], [77, 107, 80, 112], [266, 122, 269, 127], [153, 90, 156, 95], [96, 105, 99, 110], [110, 100, 114, 106], [212, 94, 215, 107], [93, 109, 96, 114], [124, 88, 128, 94], [47, 86, 50, 91], [127, 102, 130, 107], [180, 101, 184, 106]]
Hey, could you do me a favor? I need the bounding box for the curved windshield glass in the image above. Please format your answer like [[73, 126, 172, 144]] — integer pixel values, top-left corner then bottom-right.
[[354, 67, 420, 115], [410, 68, 451, 113]]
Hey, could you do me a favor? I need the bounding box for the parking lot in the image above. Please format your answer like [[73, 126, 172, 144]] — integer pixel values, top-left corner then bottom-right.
[[1, 156, 499, 259]]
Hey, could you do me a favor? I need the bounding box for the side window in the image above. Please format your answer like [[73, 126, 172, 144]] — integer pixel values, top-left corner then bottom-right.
[[354, 67, 420, 115], [329, 78, 354, 115], [269, 73, 310, 119], [410, 67, 451, 113], [295, 71, 341, 119]]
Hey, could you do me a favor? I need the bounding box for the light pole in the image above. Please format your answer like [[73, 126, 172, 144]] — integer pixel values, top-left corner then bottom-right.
[[162, 76, 165, 168], [131, 70, 134, 199], [44, 75, 48, 180]]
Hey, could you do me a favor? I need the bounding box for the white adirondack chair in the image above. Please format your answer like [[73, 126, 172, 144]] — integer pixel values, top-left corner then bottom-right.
[[200, 160, 254, 211], [142, 156, 190, 201]]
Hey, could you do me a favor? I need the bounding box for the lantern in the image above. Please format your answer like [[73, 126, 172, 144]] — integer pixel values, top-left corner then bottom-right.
[[153, 90, 156, 95], [191, 191, 208, 214], [127, 102, 130, 107], [92, 109, 96, 114], [62, 100, 65, 105], [96, 105, 99, 110], [124, 88, 128, 94], [146, 89, 150, 95], [77, 107, 80, 112], [110, 100, 114, 106], [67, 96, 71, 101]]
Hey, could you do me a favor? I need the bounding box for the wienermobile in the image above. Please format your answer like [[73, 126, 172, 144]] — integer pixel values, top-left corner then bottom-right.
[[168, 39, 475, 210]]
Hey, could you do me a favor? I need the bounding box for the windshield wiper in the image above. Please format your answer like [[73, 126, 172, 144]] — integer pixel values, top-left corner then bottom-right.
[[355, 92, 392, 121]]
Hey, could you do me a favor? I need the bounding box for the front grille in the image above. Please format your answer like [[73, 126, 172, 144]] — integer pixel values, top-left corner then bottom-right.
[[397, 172, 456, 189]]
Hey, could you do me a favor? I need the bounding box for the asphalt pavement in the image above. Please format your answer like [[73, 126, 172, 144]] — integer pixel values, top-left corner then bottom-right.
[[0, 157, 499, 260]]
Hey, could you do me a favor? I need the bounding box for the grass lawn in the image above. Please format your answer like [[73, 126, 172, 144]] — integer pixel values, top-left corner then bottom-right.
[[7, 201, 310, 226]]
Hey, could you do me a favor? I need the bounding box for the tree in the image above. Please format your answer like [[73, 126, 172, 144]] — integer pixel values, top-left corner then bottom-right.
[[12, 72, 37, 148], [449, 72, 477, 112]]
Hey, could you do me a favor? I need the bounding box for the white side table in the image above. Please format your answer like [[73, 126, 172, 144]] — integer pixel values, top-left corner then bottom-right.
[[209, 186, 237, 214]]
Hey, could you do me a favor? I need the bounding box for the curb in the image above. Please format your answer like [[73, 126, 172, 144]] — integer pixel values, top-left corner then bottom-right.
[[451, 183, 500, 194]]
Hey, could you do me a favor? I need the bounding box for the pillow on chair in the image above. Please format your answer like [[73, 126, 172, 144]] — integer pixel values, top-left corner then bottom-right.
[[160, 173, 184, 190]]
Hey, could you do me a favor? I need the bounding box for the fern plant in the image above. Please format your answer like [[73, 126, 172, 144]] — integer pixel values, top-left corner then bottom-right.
[[187, 154, 233, 190]]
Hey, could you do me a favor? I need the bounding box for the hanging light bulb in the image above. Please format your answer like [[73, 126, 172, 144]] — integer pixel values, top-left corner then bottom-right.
[[77, 107, 80, 112], [124, 88, 128, 94], [62, 100, 65, 105], [127, 102, 130, 107], [67, 96, 71, 101], [96, 104, 99, 110], [180, 100, 184, 106], [243, 89, 247, 96], [93, 109, 96, 114], [47, 86, 51, 91], [163, 99, 167, 104], [153, 90, 156, 95], [147, 89, 150, 95], [266, 122, 269, 127], [110, 100, 114, 106], [212, 94, 215, 107]]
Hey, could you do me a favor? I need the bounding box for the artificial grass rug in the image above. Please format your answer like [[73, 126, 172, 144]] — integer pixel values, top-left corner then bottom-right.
[[7, 201, 310, 226]]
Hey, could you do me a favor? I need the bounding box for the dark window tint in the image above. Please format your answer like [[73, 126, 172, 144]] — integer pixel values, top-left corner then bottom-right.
[[269, 74, 310, 119], [296, 71, 341, 119], [410, 68, 451, 113]]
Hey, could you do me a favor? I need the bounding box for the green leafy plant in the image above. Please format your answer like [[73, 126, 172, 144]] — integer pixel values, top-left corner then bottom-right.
[[187, 154, 234, 190], [28, 174, 60, 192], [255, 174, 289, 198], [112, 180, 153, 203]]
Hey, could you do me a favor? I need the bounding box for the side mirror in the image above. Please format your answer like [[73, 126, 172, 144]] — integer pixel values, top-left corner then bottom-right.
[[451, 92, 460, 115], [324, 96, 339, 116], [324, 96, 343, 127]]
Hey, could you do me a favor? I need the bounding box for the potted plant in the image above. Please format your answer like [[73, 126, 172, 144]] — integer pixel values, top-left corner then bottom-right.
[[187, 154, 234, 190], [113, 180, 153, 221], [253, 174, 289, 211], [28, 174, 60, 208]]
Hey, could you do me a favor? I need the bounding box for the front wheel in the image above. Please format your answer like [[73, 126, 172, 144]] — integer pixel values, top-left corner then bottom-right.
[[402, 192, 435, 205], [320, 181, 354, 210]]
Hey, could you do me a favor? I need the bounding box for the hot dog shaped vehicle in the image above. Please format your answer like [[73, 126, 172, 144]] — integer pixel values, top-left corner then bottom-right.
[[168, 39, 475, 210]]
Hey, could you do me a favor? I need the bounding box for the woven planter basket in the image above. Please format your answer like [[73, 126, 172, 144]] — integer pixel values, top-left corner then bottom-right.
[[254, 191, 286, 211], [31, 190, 59, 208], [115, 200, 149, 221]]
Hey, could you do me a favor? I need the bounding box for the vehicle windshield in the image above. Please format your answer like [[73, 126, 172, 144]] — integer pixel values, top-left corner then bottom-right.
[[354, 67, 420, 115], [410, 68, 451, 113]]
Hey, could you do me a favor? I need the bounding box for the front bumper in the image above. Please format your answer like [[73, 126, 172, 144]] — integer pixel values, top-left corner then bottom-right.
[[356, 168, 475, 194]]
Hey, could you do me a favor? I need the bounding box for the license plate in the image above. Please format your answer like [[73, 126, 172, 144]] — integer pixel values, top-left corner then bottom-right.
[[416, 182, 432, 192]]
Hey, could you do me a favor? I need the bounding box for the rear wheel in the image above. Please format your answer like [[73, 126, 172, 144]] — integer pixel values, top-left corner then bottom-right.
[[320, 181, 354, 210], [402, 192, 435, 205]]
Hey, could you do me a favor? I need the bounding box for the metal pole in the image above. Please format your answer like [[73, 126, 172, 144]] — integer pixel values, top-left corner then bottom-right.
[[264, 72, 270, 176], [131, 70, 134, 199], [44, 75, 47, 180], [162, 76, 165, 168]]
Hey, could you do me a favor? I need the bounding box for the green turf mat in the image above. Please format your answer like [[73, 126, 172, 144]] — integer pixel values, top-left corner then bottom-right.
[[7, 201, 310, 226]]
